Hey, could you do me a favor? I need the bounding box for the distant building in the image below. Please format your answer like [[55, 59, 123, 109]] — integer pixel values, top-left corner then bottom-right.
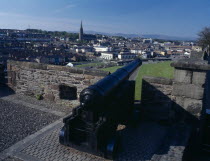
[[94, 46, 112, 52], [192, 46, 202, 52], [78, 21, 96, 41], [100, 52, 117, 60], [79, 21, 83, 41], [75, 46, 94, 53], [143, 38, 153, 44], [130, 49, 142, 55], [118, 48, 137, 60]]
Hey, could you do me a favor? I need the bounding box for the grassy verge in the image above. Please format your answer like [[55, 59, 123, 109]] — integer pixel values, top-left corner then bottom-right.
[[101, 66, 122, 73], [102, 61, 174, 100], [135, 61, 174, 100], [76, 62, 104, 68]]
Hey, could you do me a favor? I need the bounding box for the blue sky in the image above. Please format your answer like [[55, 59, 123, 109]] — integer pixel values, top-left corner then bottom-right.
[[0, 0, 210, 38]]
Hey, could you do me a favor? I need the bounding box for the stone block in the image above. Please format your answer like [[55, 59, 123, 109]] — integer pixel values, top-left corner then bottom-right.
[[173, 97, 202, 117], [59, 84, 77, 100], [172, 83, 204, 100], [173, 96, 184, 107], [44, 93, 55, 101], [143, 76, 173, 85], [192, 71, 206, 85], [83, 80, 90, 85], [84, 75, 95, 79], [174, 69, 192, 83], [183, 98, 202, 118], [50, 84, 59, 90], [171, 59, 210, 70]]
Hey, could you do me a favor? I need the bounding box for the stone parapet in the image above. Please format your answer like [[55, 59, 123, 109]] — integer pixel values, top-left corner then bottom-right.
[[171, 59, 210, 71], [141, 76, 173, 121], [8, 60, 108, 77], [7, 60, 109, 106], [171, 59, 210, 119]]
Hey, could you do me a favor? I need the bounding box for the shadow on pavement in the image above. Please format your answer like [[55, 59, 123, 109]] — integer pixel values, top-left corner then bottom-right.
[[0, 85, 15, 98]]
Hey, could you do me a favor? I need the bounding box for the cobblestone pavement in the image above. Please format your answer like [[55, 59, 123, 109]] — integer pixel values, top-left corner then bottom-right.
[[20, 127, 105, 161], [0, 99, 60, 153], [0, 87, 194, 161], [5, 121, 191, 161]]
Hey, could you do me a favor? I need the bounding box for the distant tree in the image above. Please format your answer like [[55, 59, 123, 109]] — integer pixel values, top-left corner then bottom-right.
[[198, 27, 210, 49]]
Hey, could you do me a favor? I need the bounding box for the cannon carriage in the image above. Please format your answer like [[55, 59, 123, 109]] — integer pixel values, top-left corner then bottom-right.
[[59, 59, 142, 159]]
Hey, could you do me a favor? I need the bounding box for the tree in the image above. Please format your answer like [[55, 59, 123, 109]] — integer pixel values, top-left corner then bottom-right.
[[198, 27, 210, 49]]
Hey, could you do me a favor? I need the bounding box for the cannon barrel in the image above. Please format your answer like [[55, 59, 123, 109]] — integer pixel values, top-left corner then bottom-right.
[[80, 58, 142, 108], [59, 59, 142, 159]]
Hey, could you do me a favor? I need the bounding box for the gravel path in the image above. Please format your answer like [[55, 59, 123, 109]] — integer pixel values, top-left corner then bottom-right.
[[0, 99, 59, 153]]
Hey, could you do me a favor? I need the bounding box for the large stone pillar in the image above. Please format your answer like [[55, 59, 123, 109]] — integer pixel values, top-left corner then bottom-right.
[[171, 60, 210, 120]]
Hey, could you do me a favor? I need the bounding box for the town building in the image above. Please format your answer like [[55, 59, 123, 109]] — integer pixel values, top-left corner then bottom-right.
[[94, 46, 112, 52], [100, 52, 117, 60]]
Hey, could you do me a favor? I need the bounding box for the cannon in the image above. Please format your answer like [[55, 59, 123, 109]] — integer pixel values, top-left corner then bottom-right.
[[59, 59, 142, 159]]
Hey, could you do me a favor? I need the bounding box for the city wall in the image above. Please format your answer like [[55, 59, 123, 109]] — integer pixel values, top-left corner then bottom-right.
[[141, 59, 210, 121], [7, 60, 108, 106], [4, 59, 210, 121]]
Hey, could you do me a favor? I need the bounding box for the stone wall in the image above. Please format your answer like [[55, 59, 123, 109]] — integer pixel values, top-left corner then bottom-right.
[[7, 60, 108, 106], [141, 76, 173, 121], [141, 59, 210, 122], [141, 76, 173, 104], [171, 60, 210, 119]]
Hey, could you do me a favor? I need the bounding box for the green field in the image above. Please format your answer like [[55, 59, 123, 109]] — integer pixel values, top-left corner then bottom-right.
[[135, 61, 174, 100], [76, 62, 104, 68], [101, 66, 122, 73], [102, 61, 174, 100]]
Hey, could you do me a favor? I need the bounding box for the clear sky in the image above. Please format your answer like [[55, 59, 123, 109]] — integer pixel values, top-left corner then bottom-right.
[[0, 0, 210, 38]]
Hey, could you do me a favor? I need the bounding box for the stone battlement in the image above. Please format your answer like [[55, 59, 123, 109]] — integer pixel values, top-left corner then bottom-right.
[[7, 61, 109, 106], [141, 59, 210, 122]]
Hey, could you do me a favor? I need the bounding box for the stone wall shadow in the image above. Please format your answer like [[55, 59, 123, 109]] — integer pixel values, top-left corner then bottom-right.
[[0, 69, 15, 98], [182, 56, 210, 161], [114, 80, 200, 161]]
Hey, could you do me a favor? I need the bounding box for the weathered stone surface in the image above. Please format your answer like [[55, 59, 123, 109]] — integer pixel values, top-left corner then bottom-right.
[[183, 98, 202, 118], [44, 93, 55, 101], [173, 97, 202, 118], [7, 60, 107, 105], [192, 71, 206, 85], [142, 76, 173, 104], [172, 83, 204, 100], [171, 59, 210, 71], [174, 69, 192, 83], [143, 76, 173, 85]]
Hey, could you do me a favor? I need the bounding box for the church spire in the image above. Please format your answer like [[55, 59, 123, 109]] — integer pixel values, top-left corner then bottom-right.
[[79, 20, 83, 41], [80, 21, 83, 29]]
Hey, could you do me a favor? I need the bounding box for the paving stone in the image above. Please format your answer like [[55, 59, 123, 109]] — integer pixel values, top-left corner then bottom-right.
[[0, 98, 59, 153]]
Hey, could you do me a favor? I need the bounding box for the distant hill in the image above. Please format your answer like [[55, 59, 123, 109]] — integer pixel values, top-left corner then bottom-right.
[[70, 30, 196, 41]]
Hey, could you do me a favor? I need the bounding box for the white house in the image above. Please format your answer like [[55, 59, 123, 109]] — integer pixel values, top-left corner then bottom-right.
[[100, 52, 117, 60], [192, 46, 202, 52], [118, 52, 137, 60], [130, 49, 142, 54], [94, 46, 112, 52]]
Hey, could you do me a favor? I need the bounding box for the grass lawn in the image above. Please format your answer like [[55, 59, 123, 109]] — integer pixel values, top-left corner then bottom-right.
[[102, 61, 174, 100], [135, 61, 174, 100], [76, 62, 104, 68], [101, 66, 122, 73]]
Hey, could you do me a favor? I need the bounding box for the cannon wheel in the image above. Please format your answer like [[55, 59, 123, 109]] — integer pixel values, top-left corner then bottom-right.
[[105, 135, 119, 159]]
